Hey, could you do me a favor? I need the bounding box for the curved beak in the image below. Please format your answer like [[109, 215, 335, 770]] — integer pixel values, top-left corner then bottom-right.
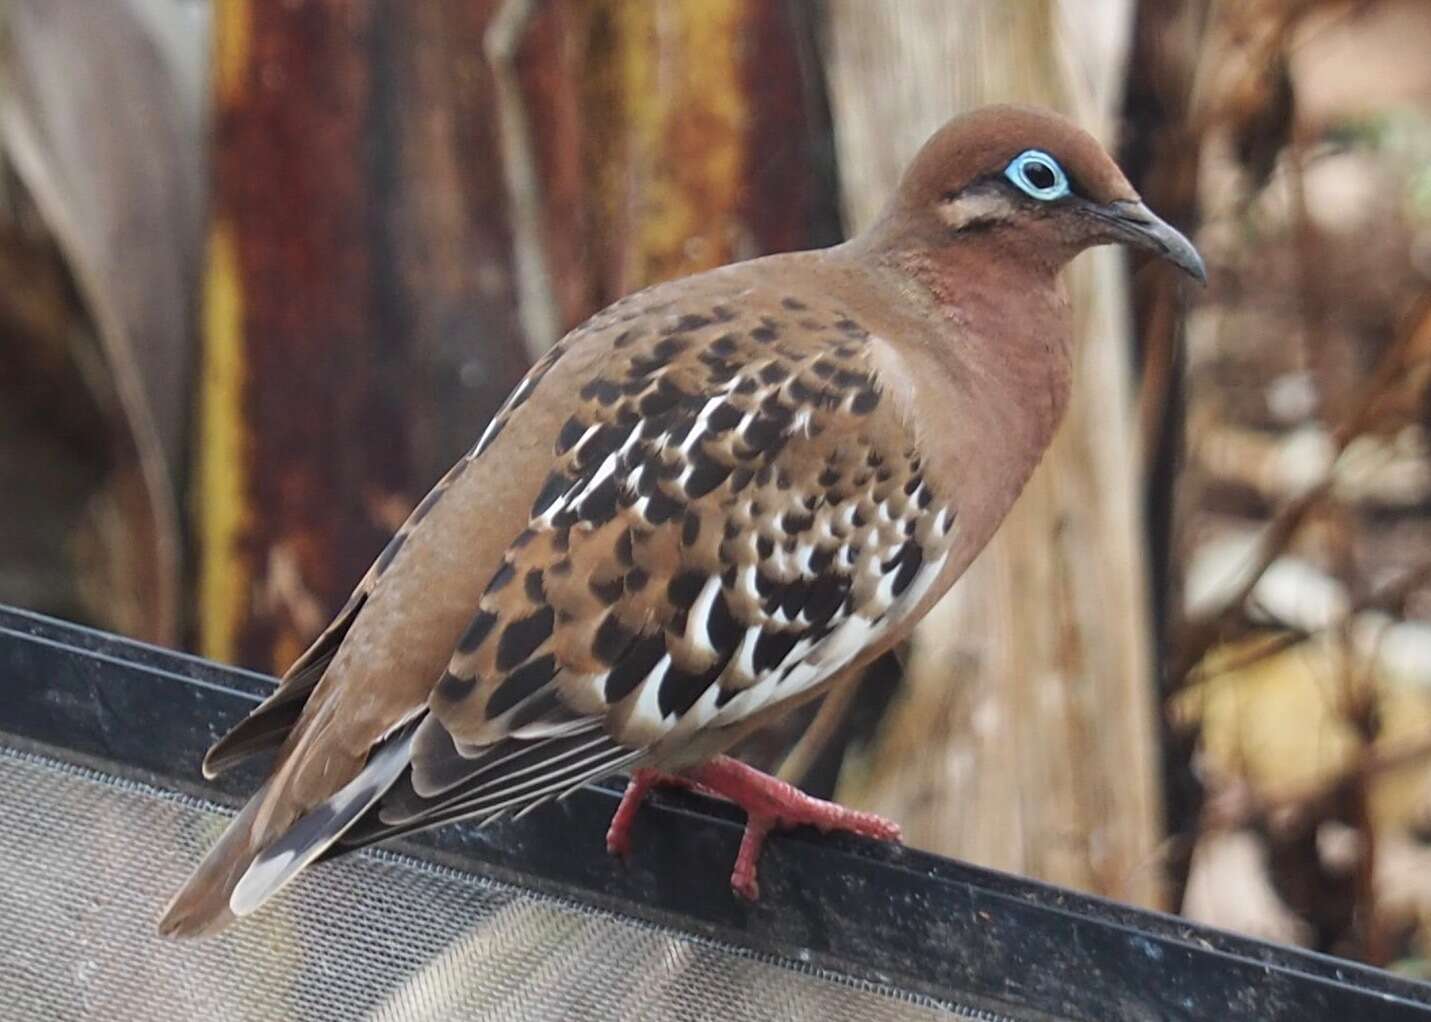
[[1090, 199, 1206, 284]]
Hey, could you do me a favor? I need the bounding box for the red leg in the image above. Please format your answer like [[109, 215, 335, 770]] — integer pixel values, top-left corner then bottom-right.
[[605, 756, 902, 901], [605, 768, 688, 859], [729, 814, 774, 901], [687, 756, 902, 900]]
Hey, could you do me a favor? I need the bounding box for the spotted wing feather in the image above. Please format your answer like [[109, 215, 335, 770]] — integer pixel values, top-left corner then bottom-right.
[[388, 296, 957, 836]]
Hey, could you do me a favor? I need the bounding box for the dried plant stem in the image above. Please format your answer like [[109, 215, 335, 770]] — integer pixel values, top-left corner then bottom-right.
[[777, 673, 860, 786], [1171, 293, 1431, 683]]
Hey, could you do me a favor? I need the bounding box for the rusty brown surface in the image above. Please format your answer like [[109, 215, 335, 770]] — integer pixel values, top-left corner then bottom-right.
[[381, 0, 533, 483], [740, 0, 844, 257], [536, 0, 839, 309], [201, 0, 532, 672]]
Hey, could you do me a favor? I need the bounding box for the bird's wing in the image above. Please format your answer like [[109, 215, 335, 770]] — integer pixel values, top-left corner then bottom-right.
[[161, 331, 581, 935], [182, 275, 961, 927], [198, 333, 575, 781], [200, 590, 366, 777], [361, 289, 959, 842]]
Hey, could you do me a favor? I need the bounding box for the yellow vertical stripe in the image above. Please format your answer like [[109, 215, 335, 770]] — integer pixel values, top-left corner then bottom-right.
[[605, 0, 751, 287], [196, 221, 249, 663]]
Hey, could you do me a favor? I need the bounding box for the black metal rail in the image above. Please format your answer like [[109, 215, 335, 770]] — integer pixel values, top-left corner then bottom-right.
[[2, 604, 1429, 1021]]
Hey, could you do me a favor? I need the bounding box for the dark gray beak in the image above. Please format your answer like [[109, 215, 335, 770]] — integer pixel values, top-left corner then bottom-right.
[[1091, 199, 1206, 283]]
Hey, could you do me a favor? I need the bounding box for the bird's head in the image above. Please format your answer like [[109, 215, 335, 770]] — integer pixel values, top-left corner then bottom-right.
[[874, 104, 1205, 283]]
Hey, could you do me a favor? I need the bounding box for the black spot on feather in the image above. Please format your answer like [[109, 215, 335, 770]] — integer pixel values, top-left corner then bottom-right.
[[593, 614, 636, 665], [644, 488, 683, 525], [667, 571, 706, 610], [605, 633, 666, 702], [851, 388, 880, 415], [579, 378, 622, 405], [685, 458, 731, 499], [804, 575, 848, 627], [653, 336, 689, 361], [556, 417, 587, 455], [780, 579, 810, 617], [710, 333, 739, 357], [374, 532, 406, 575], [532, 472, 571, 517], [759, 362, 789, 385], [487, 654, 558, 718], [410, 486, 445, 525], [681, 512, 702, 546], [485, 562, 516, 595], [590, 575, 624, 605], [707, 591, 743, 652], [435, 670, 476, 703], [497, 606, 555, 671], [639, 379, 686, 418], [753, 629, 801, 674], [579, 475, 620, 526], [707, 402, 742, 432], [658, 656, 729, 718], [887, 541, 924, 598], [666, 313, 712, 334], [781, 511, 814, 534]]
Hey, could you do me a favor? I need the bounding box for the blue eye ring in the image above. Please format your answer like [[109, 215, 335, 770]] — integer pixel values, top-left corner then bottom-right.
[[1005, 149, 1069, 201]]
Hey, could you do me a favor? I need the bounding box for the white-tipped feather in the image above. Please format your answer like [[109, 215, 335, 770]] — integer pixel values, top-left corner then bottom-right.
[[230, 731, 414, 917]]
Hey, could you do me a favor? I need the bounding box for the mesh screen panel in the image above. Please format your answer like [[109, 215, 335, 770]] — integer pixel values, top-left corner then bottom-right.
[[0, 745, 994, 1021]]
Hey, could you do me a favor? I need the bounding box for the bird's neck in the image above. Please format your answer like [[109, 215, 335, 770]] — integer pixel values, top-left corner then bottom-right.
[[896, 239, 1074, 429], [836, 232, 1078, 528]]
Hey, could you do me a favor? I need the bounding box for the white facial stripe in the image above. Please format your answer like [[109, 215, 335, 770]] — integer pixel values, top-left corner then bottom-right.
[[938, 190, 1015, 230]]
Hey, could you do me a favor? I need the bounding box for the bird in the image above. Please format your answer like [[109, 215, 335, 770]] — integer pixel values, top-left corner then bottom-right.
[[159, 104, 1204, 938]]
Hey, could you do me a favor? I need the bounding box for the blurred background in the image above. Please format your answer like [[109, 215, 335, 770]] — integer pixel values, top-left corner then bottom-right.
[[3, 0, 1431, 976]]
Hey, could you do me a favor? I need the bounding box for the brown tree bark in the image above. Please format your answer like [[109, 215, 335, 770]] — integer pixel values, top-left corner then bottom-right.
[[822, 0, 1167, 908], [198, 0, 532, 671]]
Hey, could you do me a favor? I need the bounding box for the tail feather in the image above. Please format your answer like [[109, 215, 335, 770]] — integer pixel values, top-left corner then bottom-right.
[[157, 780, 277, 939], [229, 731, 414, 918], [157, 727, 411, 939]]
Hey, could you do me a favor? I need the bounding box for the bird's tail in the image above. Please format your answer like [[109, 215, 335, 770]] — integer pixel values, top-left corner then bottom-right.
[[157, 780, 279, 938], [157, 725, 413, 939]]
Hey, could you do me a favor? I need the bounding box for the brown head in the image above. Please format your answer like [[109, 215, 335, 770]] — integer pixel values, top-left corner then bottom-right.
[[864, 105, 1204, 282]]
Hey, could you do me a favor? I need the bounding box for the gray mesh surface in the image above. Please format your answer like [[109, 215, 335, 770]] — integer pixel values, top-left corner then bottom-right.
[[0, 744, 986, 1021]]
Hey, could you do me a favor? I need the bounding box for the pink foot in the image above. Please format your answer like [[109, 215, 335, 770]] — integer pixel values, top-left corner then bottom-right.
[[606, 768, 680, 859], [605, 756, 902, 900]]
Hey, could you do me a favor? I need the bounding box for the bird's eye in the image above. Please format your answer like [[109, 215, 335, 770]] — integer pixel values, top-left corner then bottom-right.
[[1004, 150, 1069, 201]]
